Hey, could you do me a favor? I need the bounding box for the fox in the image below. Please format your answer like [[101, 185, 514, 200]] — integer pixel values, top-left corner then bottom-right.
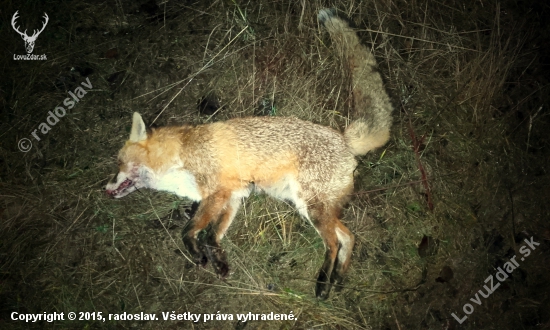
[[105, 9, 393, 299]]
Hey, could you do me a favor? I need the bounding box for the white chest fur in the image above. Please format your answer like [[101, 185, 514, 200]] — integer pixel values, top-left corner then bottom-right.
[[154, 168, 202, 201]]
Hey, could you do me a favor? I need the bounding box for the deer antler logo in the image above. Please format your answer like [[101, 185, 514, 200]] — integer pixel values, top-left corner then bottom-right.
[[11, 11, 49, 54]]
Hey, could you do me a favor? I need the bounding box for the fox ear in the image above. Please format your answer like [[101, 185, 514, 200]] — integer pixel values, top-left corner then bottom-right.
[[129, 112, 147, 142]]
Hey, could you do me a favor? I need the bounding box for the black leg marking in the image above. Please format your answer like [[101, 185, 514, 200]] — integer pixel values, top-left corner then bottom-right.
[[182, 232, 208, 267], [182, 218, 208, 267], [201, 231, 229, 278], [330, 252, 345, 292], [185, 201, 200, 219], [315, 249, 336, 299]]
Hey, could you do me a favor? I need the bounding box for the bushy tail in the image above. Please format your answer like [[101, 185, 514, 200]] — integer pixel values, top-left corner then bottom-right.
[[318, 9, 393, 156]]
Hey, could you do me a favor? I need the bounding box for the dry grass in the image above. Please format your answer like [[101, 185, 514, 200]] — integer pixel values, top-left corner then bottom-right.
[[1, 0, 549, 329]]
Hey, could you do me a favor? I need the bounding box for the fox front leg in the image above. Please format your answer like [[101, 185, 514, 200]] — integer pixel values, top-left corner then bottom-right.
[[181, 191, 231, 270], [182, 219, 208, 267]]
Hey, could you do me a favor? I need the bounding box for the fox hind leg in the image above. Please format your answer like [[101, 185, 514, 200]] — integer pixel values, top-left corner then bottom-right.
[[332, 221, 354, 290], [309, 201, 355, 299]]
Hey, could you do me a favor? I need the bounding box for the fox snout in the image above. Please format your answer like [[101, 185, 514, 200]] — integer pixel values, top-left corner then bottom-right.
[[104, 173, 121, 198], [105, 191, 118, 198], [105, 187, 114, 197], [105, 172, 136, 198], [104, 186, 119, 198]]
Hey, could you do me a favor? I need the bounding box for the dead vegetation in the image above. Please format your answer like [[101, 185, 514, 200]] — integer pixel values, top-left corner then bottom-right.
[[1, 0, 549, 329]]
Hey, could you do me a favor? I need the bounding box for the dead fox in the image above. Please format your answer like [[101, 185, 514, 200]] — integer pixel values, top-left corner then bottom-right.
[[105, 9, 393, 299]]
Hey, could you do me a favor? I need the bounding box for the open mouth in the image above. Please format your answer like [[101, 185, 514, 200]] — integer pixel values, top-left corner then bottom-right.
[[106, 178, 134, 198]]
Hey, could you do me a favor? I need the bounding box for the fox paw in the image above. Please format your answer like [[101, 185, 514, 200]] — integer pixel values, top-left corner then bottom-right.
[[214, 259, 229, 279], [315, 281, 332, 300], [315, 270, 333, 300], [203, 244, 229, 278], [196, 254, 208, 268]]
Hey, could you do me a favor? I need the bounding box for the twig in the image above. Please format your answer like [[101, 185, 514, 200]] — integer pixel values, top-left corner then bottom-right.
[[392, 306, 403, 330], [526, 105, 543, 152], [404, 105, 434, 211], [151, 25, 250, 124]]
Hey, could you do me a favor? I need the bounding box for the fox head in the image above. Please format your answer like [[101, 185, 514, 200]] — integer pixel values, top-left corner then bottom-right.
[[105, 112, 154, 198], [105, 113, 203, 201]]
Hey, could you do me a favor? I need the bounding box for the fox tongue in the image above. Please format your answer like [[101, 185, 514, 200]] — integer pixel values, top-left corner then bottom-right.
[[106, 178, 133, 197], [117, 178, 133, 190]]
